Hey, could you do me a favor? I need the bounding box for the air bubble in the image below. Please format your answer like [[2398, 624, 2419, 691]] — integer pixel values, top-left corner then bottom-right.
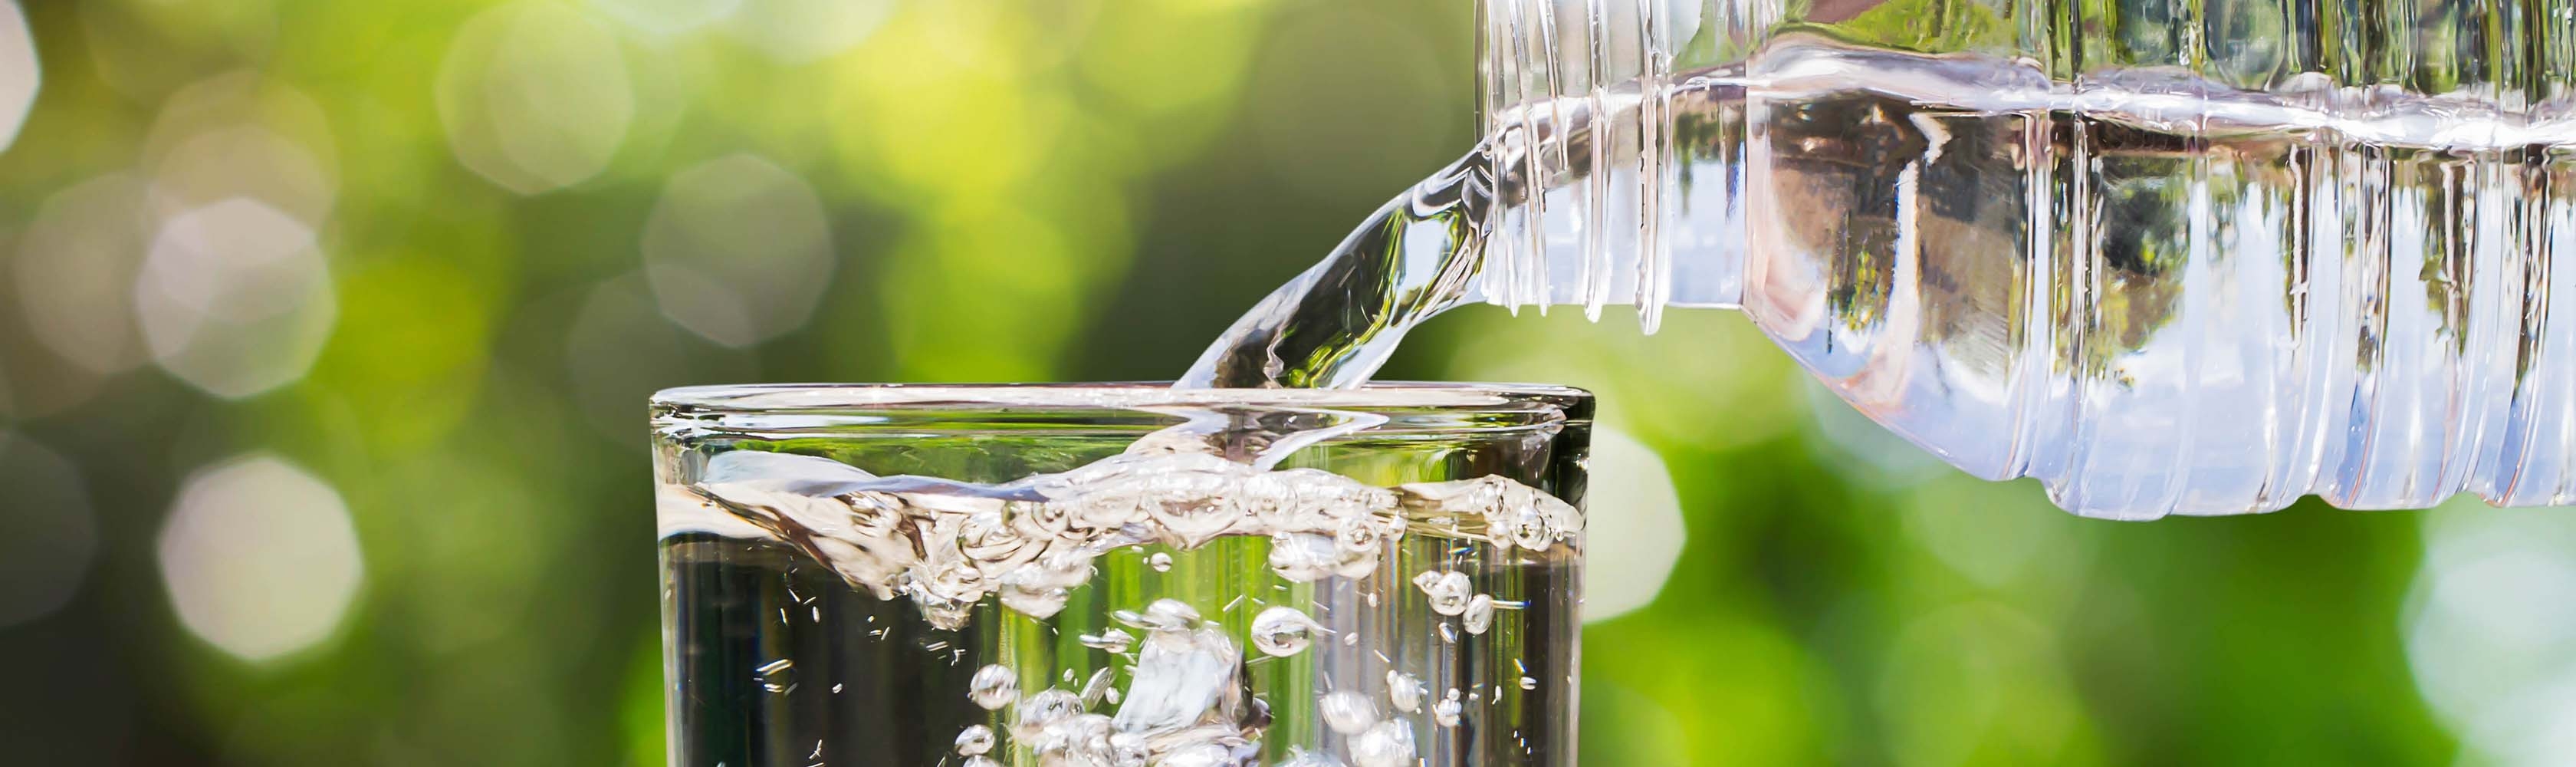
[[955, 725, 994, 755], [1079, 628, 1135, 654], [1433, 690, 1463, 727], [1158, 743, 1233, 767], [1250, 605, 1327, 657], [1079, 667, 1116, 705], [1277, 746, 1349, 767], [1113, 598, 1202, 632], [1269, 532, 1342, 581], [1319, 690, 1379, 734], [1010, 689, 1083, 740], [1386, 671, 1425, 713], [1350, 719, 1418, 767], [1414, 570, 1473, 615], [968, 664, 1017, 710], [1463, 594, 1495, 635], [1148, 551, 1174, 571]]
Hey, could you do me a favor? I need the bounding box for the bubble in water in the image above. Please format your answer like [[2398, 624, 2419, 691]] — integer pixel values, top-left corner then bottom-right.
[[1114, 622, 1248, 737], [1462, 594, 1495, 635], [999, 550, 1093, 619], [1114, 598, 1203, 632], [1079, 627, 1136, 654], [1433, 689, 1463, 727], [968, 664, 1017, 710], [963, 756, 1000, 767], [1508, 505, 1552, 551], [1250, 605, 1326, 657], [1148, 551, 1175, 571], [1159, 743, 1233, 767], [1350, 719, 1417, 767], [1011, 689, 1083, 740], [1268, 532, 1342, 582], [1331, 518, 1388, 578], [1319, 690, 1379, 734], [1031, 712, 1112, 761], [1277, 747, 1349, 767], [1109, 732, 1149, 765], [1414, 570, 1472, 615], [955, 724, 995, 755], [1385, 670, 1424, 713], [1079, 667, 1116, 705]]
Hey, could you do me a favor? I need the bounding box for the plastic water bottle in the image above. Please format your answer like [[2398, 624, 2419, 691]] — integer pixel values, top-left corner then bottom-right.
[[1188, 0, 2576, 518]]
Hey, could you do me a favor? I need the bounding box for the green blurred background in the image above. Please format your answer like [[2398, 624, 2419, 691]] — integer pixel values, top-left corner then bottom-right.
[[0, 0, 2556, 764]]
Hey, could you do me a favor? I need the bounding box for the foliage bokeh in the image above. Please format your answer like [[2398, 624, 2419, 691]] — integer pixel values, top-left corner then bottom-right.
[[0, 0, 2536, 765]]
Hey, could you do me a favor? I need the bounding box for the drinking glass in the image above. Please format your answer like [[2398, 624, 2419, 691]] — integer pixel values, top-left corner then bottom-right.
[[656, 383, 1591, 766]]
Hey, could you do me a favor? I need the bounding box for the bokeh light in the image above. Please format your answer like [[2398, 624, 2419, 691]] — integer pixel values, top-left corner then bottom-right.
[[590, 0, 741, 37], [2405, 500, 2576, 765], [641, 153, 835, 347], [718, 0, 892, 64], [1580, 427, 1684, 623], [14, 173, 152, 374], [435, 2, 636, 194], [133, 197, 338, 399], [0, 434, 96, 629], [0, 0, 38, 150], [1802, 377, 1948, 490], [140, 72, 339, 225], [1875, 603, 2096, 765], [156, 454, 363, 662]]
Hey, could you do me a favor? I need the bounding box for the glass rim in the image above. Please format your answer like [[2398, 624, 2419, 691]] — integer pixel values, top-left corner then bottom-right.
[[651, 381, 1591, 413]]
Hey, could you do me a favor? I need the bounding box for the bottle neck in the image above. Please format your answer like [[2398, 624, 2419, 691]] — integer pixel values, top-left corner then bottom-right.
[[1470, 0, 1754, 328]]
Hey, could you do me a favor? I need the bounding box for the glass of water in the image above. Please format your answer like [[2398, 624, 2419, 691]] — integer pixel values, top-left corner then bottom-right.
[[655, 383, 1590, 767]]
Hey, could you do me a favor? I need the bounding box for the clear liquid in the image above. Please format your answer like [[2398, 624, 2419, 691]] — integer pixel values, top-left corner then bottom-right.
[[659, 432, 1582, 766], [1187, 34, 2576, 516]]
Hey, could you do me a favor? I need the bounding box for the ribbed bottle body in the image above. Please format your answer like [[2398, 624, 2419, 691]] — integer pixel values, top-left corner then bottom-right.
[[1479, 0, 2576, 516]]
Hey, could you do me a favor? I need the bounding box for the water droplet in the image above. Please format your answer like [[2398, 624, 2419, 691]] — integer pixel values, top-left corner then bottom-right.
[[1078, 628, 1135, 654], [1413, 570, 1472, 615], [1519, 676, 1539, 690], [1250, 605, 1326, 657], [1148, 551, 1175, 571], [955, 725, 995, 755], [968, 664, 1017, 710], [1386, 670, 1424, 713], [1462, 594, 1495, 635], [1319, 690, 1378, 734], [1350, 719, 1417, 767], [1010, 689, 1083, 740], [1433, 690, 1463, 727]]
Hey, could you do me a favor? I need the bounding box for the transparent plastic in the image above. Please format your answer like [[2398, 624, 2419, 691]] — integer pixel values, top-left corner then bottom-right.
[[1190, 0, 2576, 518], [655, 384, 1589, 766]]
